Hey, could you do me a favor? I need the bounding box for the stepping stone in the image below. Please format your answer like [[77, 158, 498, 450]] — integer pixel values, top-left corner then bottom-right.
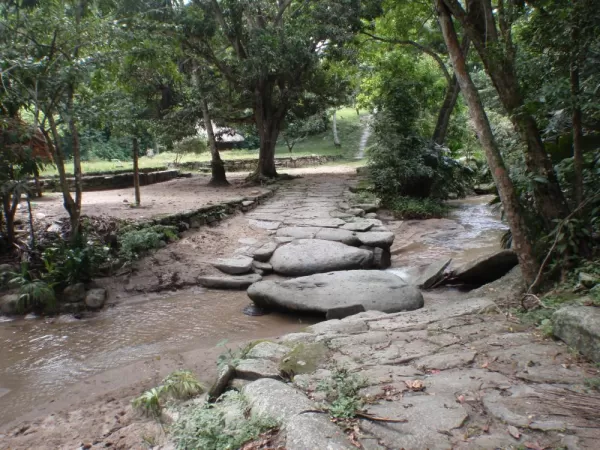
[[315, 228, 361, 246], [284, 218, 346, 228], [330, 210, 354, 219], [276, 226, 321, 240], [248, 270, 424, 317], [351, 203, 378, 213], [269, 239, 372, 276], [198, 274, 262, 289], [346, 207, 365, 217], [341, 220, 374, 232], [416, 258, 452, 289], [346, 217, 383, 227], [356, 231, 395, 248], [447, 250, 518, 285], [212, 255, 254, 275], [252, 260, 273, 273], [365, 212, 378, 219], [246, 342, 289, 361], [248, 219, 281, 230], [253, 242, 279, 262]]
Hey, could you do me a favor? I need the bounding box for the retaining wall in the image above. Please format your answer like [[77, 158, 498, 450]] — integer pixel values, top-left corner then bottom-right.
[[176, 154, 343, 173], [42, 169, 181, 192]]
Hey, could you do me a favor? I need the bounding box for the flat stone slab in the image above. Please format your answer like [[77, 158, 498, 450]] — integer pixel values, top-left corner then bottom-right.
[[284, 218, 346, 228], [356, 231, 395, 248], [212, 255, 254, 275], [248, 219, 281, 230], [253, 242, 278, 262], [246, 342, 290, 361], [314, 228, 361, 246], [553, 306, 600, 362], [252, 261, 273, 273], [198, 274, 262, 290], [235, 359, 280, 380], [448, 250, 518, 285], [247, 270, 424, 316], [276, 226, 321, 239], [416, 258, 452, 289], [341, 220, 374, 232], [285, 412, 353, 450], [269, 239, 373, 276], [413, 350, 476, 370], [244, 379, 315, 423]]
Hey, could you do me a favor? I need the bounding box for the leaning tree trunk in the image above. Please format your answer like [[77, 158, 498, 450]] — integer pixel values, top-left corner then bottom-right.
[[445, 0, 569, 228], [332, 110, 341, 147], [66, 87, 82, 244], [570, 9, 584, 208], [132, 137, 141, 206], [433, 36, 469, 145], [436, 0, 539, 287], [201, 99, 228, 186]]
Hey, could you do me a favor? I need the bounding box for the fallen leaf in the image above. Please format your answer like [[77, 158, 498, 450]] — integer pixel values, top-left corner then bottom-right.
[[524, 442, 546, 450], [507, 425, 521, 439], [481, 361, 489, 369], [456, 395, 465, 404], [481, 424, 490, 433], [430, 369, 441, 375], [404, 380, 425, 391]]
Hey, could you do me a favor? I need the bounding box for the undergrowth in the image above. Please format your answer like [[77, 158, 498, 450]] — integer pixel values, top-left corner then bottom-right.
[[132, 370, 205, 417], [171, 391, 278, 450], [118, 225, 178, 262], [317, 367, 366, 419], [387, 196, 449, 220]]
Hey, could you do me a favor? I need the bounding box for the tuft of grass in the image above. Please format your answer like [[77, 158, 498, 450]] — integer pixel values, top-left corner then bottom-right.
[[118, 225, 178, 262], [387, 196, 449, 220], [132, 369, 204, 417], [316, 367, 366, 419], [171, 391, 278, 450]]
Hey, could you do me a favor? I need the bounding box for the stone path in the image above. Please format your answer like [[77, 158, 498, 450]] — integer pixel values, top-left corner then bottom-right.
[[355, 115, 372, 160]]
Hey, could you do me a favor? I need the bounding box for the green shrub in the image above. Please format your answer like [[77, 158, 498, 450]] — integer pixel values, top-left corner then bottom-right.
[[387, 196, 448, 220], [171, 391, 277, 450], [317, 367, 365, 419], [173, 136, 208, 157], [118, 225, 178, 262], [42, 240, 111, 287], [10, 266, 57, 314]]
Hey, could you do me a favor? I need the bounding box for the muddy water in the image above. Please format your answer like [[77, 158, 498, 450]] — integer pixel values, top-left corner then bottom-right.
[[0, 288, 312, 426], [391, 195, 507, 268]]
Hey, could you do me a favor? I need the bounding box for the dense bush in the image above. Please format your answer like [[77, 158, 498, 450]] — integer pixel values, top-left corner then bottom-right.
[[387, 196, 449, 220], [118, 225, 178, 262], [173, 136, 208, 156]]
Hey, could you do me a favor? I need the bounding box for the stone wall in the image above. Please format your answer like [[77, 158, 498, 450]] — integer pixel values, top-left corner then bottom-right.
[[41, 169, 181, 192], [176, 155, 343, 173]]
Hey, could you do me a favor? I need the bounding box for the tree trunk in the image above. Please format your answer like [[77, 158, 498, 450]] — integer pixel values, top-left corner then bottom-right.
[[26, 192, 35, 249], [46, 115, 79, 240], [445, 0, 570, 228], [433, 37, 469, 145], [132, 137, 141, 206], [2, 195, 16, 248], [253, 84, 283, 179], [570, 17, 584, 207], [66, 88, 82, 244], [332, 110, 341, 147], [436, 0, 539, 287], [201, 99, 228, 186]]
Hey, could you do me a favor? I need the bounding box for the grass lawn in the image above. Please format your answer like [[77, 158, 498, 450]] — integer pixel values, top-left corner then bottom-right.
[[39, 108, 371, 176]]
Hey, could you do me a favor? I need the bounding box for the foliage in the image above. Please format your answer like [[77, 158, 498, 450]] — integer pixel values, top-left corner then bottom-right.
[[172, 136, 208, 163], [132, 369, 205, 418], [117, 225, 178, 262], [216, 339, 252, 370], [9, 266, 56, 314], [281, 112, 329, 152], [171, 391, 277, 450], [387, 196, 449, 220], [317, 367, 365, 419], [42, 239, 111, 288]]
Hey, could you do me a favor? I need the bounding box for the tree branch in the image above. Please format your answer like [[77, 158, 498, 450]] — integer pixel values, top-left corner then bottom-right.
[[275, 0, 294, 26], [361, 31, 452, 84]]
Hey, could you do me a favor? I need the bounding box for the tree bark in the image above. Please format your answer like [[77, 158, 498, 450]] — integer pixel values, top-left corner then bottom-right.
[[132, 137, 141, 206], [332, 110, 341, 147], [66, 88, 82, 243], [433, 36, 470, 145], [253, 83, 283, 179], [436, 0, 539, 287], [46, 115, 79, 241], [201, 99, 228, 186], [443, 0, 570, 228]]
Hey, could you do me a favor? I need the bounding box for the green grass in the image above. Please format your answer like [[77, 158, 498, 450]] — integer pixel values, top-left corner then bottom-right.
[[39, 108, 370, 176]]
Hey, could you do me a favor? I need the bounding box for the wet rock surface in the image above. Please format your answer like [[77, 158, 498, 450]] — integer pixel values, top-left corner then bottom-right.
[[447, 249, 518, 285], [197, 274, 262, 290], [248, 270, 424, 316]]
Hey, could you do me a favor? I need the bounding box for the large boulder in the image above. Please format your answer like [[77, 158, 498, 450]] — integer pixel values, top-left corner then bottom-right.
[[62, 283, 86, 303], [247, 270, 424, 317], [447, 250, 518, 286], [0, 293, 20, 315], [416, 258, 452, 289], [84, 288, 107, 309], [212, 256, 254, 275], [269, 239, 373, 276], [553, 306, 600, 363]]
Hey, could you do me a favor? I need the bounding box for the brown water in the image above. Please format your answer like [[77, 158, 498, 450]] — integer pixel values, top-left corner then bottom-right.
[[0, 288, 312, 427], [0, 195, 505, 428]]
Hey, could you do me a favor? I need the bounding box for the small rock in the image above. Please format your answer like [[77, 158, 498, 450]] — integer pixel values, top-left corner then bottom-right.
[[208, 364, 235, 401], [212, 256, 254, 275], [346, 207, 365, 217], [84, 288, 107, 310], [356, 231, 395, 248], [416, 258, 452, 289], [341, 220, 374, 232], [0, 294, 20, 315], [252, 261, 273, 273], [579, 272, 598, 289], [246, 342, 289, 361], [253, 242, 278, 262], [198, 274, 262, 290], [365, 212, 378, 219], [351, 203, 378, 213], [236, 359, 281, 380], [242, 200, 255, 207], [62, 283, 86, 303]]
